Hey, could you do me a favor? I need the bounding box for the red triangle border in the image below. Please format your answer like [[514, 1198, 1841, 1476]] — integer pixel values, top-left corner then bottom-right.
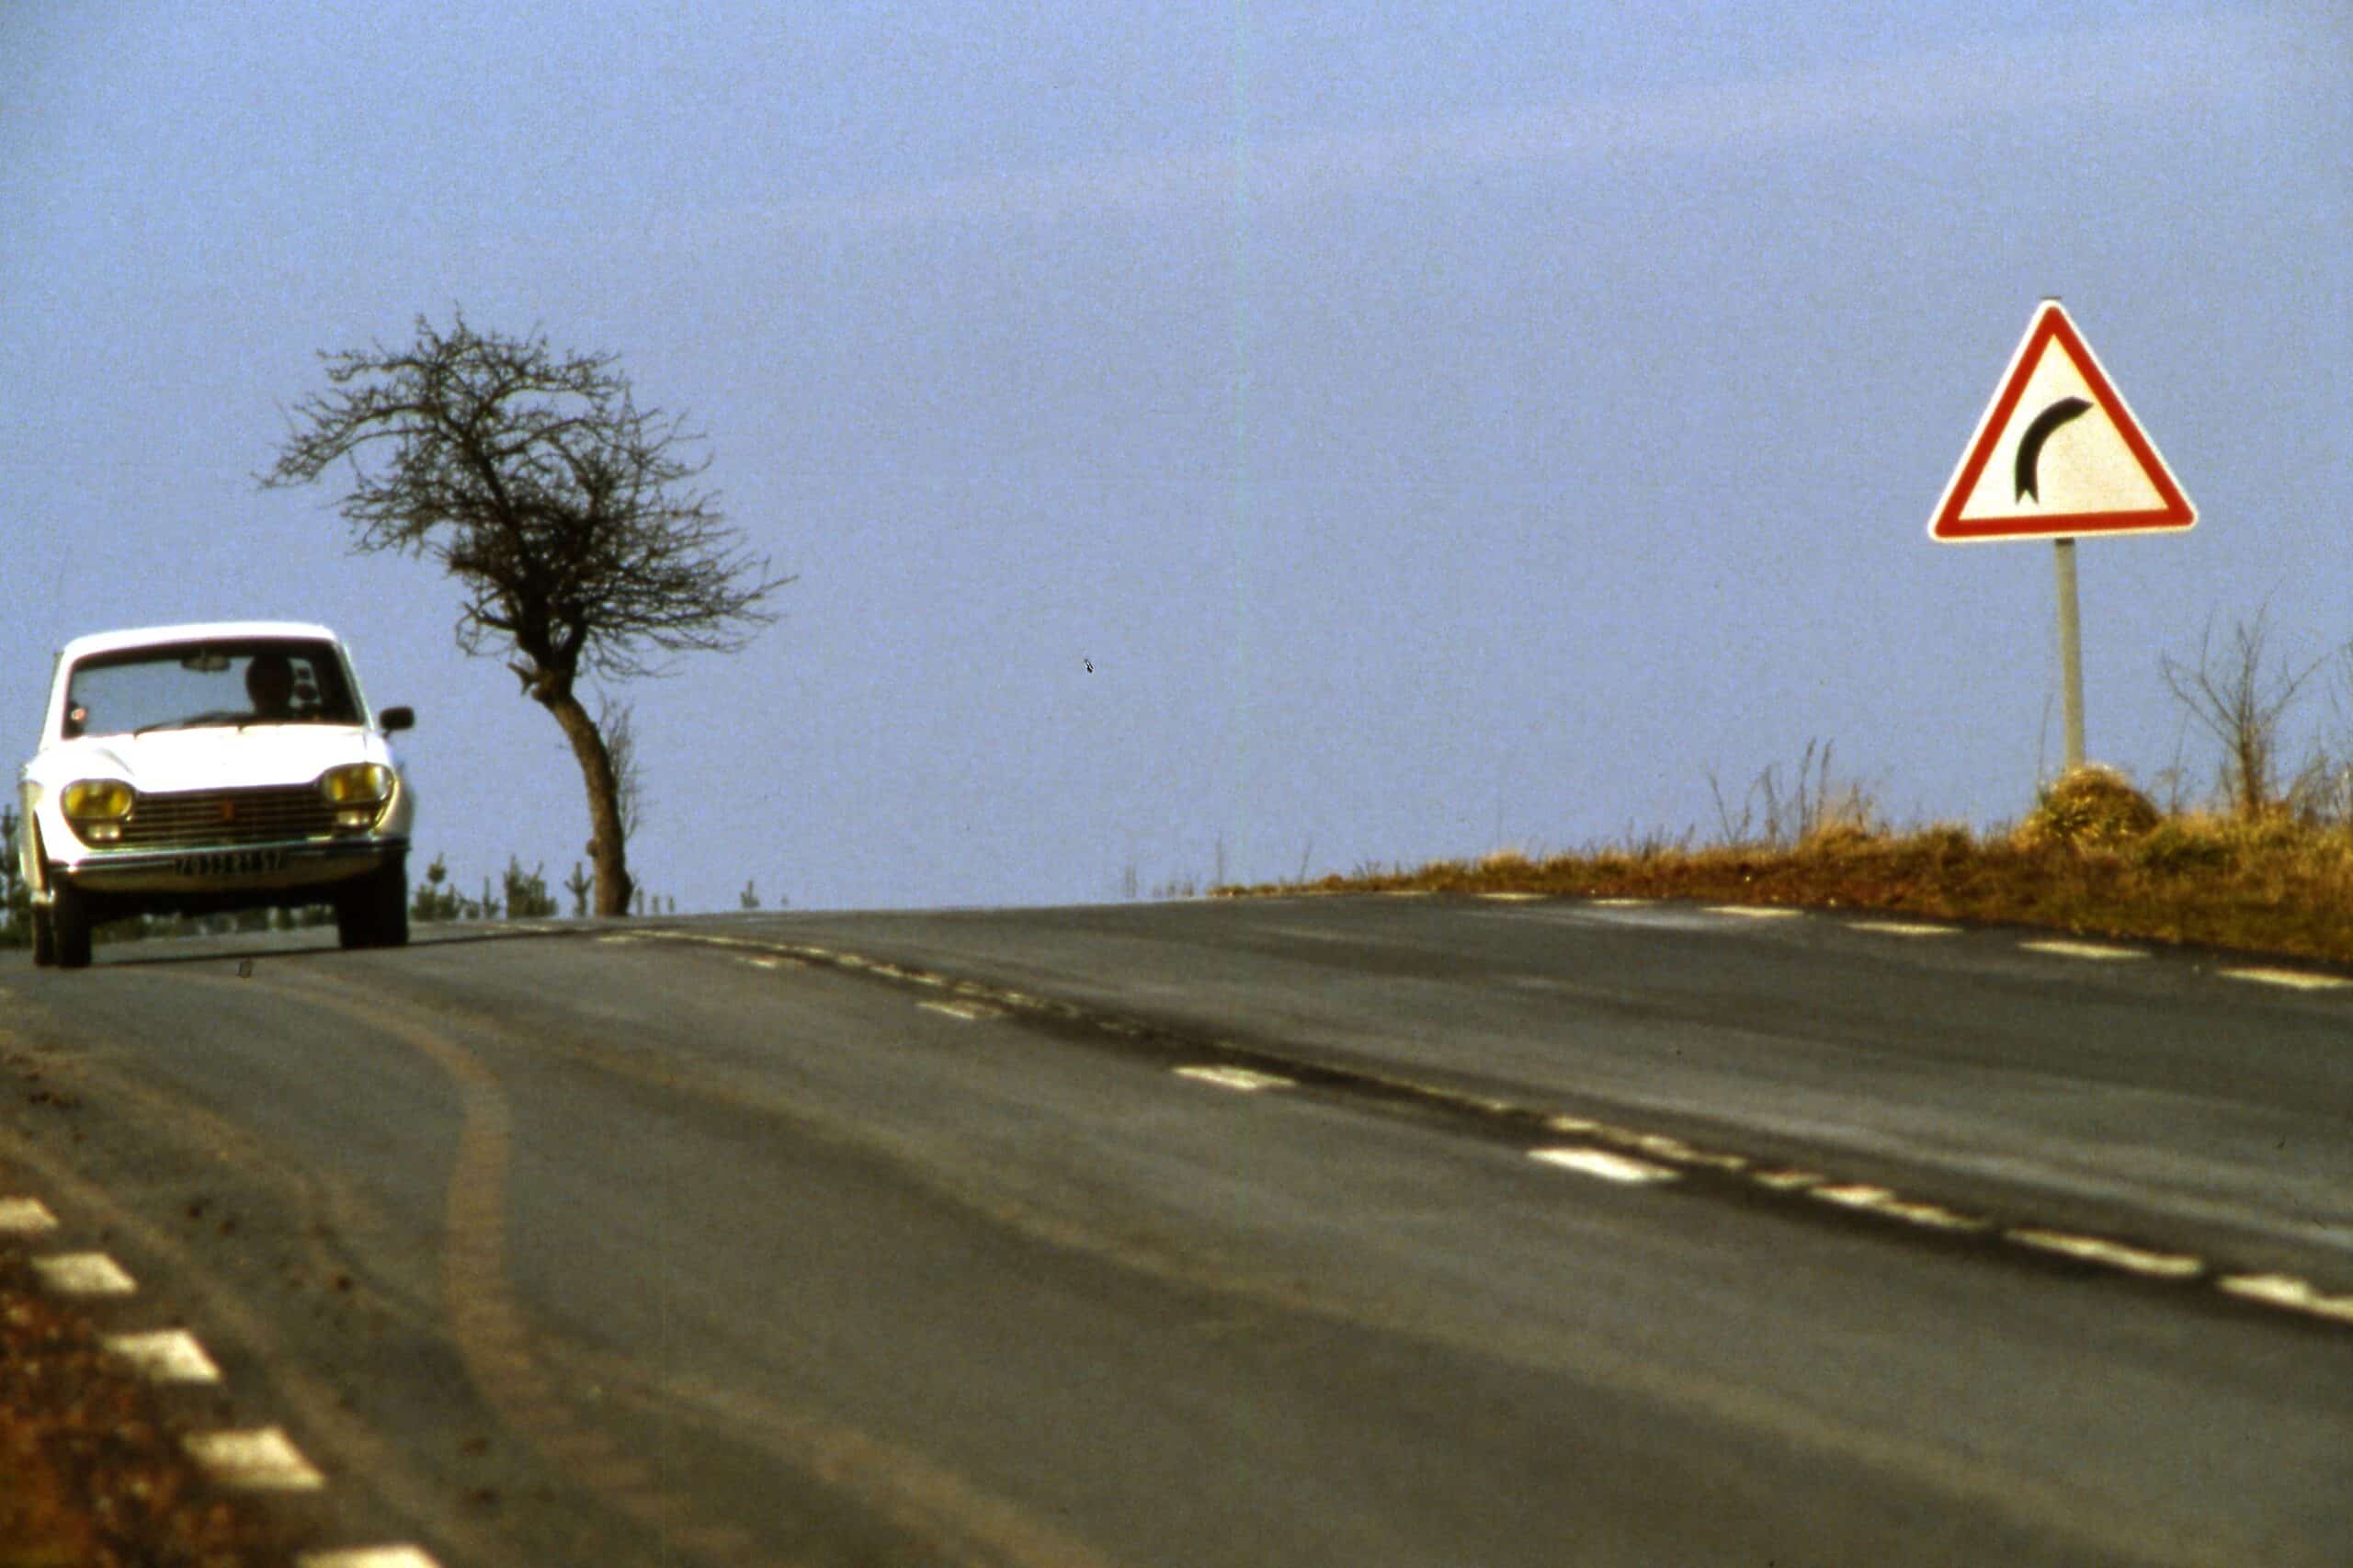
[[1929, 303, 2194, 543]]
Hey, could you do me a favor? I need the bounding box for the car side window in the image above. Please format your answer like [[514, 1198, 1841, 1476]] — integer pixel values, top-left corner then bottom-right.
[[293, 651, 360, 724]]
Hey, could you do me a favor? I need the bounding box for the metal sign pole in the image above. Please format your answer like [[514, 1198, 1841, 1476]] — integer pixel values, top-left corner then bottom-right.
[[2052, 537, 2086, 769]]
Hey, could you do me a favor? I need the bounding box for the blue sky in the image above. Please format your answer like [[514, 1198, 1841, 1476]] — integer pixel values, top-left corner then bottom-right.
[[4, 3, 2347, 910]]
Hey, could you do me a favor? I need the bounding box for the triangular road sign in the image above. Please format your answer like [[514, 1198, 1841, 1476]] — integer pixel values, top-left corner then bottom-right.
[[1929, 301, 2194, 542]]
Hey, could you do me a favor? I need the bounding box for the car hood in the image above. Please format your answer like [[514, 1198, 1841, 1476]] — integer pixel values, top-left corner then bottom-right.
[[28, 726, 396, 794]]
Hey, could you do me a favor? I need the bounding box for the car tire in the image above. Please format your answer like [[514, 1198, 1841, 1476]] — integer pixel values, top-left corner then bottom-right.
[[29, 904, 55, 968], [336, 857, 408, 950], [377, 859, 410, 949], [51, 885, 93, 971]]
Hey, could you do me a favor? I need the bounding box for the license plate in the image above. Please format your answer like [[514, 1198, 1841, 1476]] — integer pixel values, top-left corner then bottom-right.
[[173, 848, 286, 878]]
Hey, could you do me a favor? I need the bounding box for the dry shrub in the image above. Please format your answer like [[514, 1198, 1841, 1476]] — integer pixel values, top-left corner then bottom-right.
[[1802, 819, 1878, 855], [2016, 766, 2160, 849], [1711, 739, 1882, 849], [1911, 823, 1976, 858], [1795, 781, 1881, 851], [2131, 815, 2231, 875]]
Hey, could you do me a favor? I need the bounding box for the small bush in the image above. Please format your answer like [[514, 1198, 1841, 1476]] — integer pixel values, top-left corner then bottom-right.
[[1912, 823, 1976, 860], [502, 857, 558, 919], [2132, 817, 2230, 874], [2017, 767, 2160, 849], [2237, 811, 2320, 855]]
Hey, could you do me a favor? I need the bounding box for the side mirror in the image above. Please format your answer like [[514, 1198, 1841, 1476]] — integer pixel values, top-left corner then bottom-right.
[[380, 706, 415, 733]]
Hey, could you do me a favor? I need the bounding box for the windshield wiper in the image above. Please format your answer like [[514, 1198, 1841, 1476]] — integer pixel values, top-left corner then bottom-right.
[[131, 710, 247, 735]]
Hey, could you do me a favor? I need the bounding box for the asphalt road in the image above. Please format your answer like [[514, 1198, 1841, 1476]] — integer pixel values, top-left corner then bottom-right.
[[0, 894, 2347, 1566]]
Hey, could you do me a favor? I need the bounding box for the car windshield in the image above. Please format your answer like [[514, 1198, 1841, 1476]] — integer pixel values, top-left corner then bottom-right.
[[63, 640, 361, 738]]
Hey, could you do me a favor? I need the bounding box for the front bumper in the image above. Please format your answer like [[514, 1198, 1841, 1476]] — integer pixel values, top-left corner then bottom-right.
[[52, 835, 408, 898]]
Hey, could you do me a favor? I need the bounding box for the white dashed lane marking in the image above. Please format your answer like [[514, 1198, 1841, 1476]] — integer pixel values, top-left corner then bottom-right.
[[918, 999, 1002, 1022], [1529, 1147, 1680, 1185], [2006, 1229, 2204, 1279], [32, 1251, 138, 1296], [104, 1328, 223, 1383], [1438, 898, 2347, 1006], [0, 1196, 61, 1235], [1175, 1065, 1295, 1093], [1543, 1118, 1750, 1173], [2217, 1274, 2353, 1324], [1614, 1133, 1747, 1172], [182, 1426, 326, 1491], [2018, 939, 2146, 960], [299, 1549, 447, 1568], [2219, 966, 2350, 992], [1265, 926, 1357, 943], [1809, 1184, 1985, 1232]]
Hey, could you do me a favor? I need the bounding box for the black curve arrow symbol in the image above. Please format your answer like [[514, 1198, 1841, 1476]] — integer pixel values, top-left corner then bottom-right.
[[2014, 395, 2093, 503]]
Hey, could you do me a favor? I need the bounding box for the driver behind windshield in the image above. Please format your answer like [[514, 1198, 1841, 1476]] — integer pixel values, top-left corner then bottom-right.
[[244, 651, 299, 721]]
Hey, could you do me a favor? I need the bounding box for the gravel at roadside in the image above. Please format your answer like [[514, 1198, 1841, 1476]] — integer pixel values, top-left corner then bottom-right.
[[1, 1247, 301, 1567]]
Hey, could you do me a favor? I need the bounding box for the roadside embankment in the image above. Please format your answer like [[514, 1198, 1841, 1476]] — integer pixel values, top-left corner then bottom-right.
[[1223, 778, 2353, 968]]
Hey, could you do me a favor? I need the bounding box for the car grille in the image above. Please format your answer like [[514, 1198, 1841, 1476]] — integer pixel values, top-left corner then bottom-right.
[[119, 786, 338, 848]]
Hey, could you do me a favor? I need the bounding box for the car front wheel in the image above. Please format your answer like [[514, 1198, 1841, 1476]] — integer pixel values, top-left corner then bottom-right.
[[51, 885, 93, 970], [336, 858, 409, 950], [29, 904, 55, 968]]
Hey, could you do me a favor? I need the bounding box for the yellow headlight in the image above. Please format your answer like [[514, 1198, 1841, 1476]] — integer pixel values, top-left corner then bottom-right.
[[61, 778, 134, 822], [319, 763, 393, 804]]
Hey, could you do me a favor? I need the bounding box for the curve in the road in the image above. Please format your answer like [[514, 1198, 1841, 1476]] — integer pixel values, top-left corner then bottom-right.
[[260, 963, 1124, 1568]]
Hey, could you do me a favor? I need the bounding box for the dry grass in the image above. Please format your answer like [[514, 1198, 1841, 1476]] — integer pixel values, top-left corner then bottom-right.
[[1222, 770, 2353, 967]]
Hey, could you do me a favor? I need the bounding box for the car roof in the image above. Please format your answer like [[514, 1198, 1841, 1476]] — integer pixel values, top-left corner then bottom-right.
[[57, 621, 346, 663]]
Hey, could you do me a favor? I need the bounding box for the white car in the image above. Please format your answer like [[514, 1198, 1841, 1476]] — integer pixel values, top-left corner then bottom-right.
[[16, 621, 415, 969]]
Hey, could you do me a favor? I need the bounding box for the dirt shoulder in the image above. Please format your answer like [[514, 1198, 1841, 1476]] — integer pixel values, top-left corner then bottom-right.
[[1, 1248, 299, 1567]]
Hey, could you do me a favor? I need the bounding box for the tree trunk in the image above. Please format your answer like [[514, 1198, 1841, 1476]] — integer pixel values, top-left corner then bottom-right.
[[540, 689, 635, 916]]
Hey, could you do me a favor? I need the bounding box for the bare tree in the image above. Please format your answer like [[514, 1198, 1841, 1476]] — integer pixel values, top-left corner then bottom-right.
[[2285, 642, 2353, 828], [264, 314, 787, 915], [597, 691, 647, 850], [2159, 608, 2324, 820]]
